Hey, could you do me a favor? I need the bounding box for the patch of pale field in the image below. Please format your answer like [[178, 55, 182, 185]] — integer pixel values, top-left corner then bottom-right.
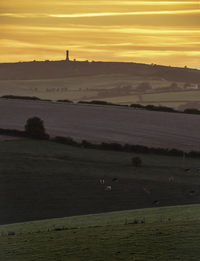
[[103, 91, 200, 106], [143, 91, 200, 102], [1, 204, 200, 235], [148, 101, 187, 109], [158, 102, 188, 109], [0, 99, 199, 151], [97, 95, 139, 104]]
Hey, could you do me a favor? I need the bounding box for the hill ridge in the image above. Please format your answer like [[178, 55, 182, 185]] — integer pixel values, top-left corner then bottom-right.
[[0, 59, 200, 81]]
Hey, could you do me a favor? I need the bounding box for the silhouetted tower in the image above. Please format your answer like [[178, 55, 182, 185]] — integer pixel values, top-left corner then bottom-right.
[[66, 50, 69, 62]]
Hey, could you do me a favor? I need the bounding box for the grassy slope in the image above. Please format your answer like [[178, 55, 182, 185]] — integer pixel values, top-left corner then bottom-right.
[[0, 204, 200, 261], [1, 139, 200, 225]]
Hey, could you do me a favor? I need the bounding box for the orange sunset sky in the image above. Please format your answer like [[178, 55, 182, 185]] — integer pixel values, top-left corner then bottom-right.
[[0, 0, 200, 68]]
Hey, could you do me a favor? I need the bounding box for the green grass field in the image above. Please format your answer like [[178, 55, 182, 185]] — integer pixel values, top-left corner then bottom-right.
[[1, 139, 200, 225], [1, 139, 200, 260], [1, 204, 200, 261]]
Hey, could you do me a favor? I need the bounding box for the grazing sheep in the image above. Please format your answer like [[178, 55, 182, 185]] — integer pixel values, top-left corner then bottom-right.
[[105, 186, 112, 191], [185, 168, 191, 172], [153, 200, 160, 206], [168, 176, 174, 183], [189, 190, 196, 196], [100, 179, 105, 185]]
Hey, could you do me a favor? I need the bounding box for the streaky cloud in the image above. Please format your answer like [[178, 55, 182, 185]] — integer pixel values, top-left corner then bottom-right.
[[3, 24, 200, 35], [0, 13, 45, 18], [119, 50, 200, 57], [50, 10, 200, 18], [1, 9, 200, 19], [54, 1, 200, 6]]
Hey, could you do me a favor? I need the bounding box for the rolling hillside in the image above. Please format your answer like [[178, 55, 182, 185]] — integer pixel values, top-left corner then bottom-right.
[[0, 99, 200, 151], [1, 204, 200, 261], [1, 139, 200, 225], [0, 62, 200, 109]]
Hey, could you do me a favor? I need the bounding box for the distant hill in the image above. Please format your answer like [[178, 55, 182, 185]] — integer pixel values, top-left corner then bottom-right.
[[0, 60, 200, 82]]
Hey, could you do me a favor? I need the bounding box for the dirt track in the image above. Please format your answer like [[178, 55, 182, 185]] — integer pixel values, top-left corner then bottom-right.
[[0, 99, 199, 151]]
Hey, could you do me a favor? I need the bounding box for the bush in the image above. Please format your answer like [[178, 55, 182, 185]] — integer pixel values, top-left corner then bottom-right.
[[52, 136, 79, 146], [100, 142, 123, 151], [0, 128, 26, 137], [130, 104, 144, 109], [57, 99, 73, 103], [184, 108, 200, 115], [25, 117, 49, 139], [132, 157, 142, 167], [2, 95, 40, 101], [145, 105, 176, 113], [78, 100, 114, 106]]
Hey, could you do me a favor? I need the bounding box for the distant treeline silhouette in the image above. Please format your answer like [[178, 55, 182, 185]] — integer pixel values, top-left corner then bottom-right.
[[78, 100, 127, 107], [0, 127, 199, 158], [0, 128, 49, 140], [130, 104, 176, 112], [0, 128, 26, 137], [57, 99, 73, 103], [78, 100, 200, 115], [1, 95, 51, 102], [1, 95, 200, 115], [2, 95, 40, 101], [52, 136, 200, 158]]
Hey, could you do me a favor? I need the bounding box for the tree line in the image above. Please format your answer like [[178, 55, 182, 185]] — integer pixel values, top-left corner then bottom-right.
[[0, 116, 199, 159]]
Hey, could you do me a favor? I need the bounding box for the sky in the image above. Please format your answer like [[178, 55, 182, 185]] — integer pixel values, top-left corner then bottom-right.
[[0, 0, 200, 68]]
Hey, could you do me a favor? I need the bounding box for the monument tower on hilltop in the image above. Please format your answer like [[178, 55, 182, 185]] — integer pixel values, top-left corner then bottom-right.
[[66, 50, 70, 62]]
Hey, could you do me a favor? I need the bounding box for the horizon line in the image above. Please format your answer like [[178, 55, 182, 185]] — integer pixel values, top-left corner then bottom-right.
[[0, 58, 198, 70]]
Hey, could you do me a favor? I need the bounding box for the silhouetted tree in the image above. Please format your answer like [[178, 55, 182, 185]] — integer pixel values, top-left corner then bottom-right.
[[25, 117, 49, 139]]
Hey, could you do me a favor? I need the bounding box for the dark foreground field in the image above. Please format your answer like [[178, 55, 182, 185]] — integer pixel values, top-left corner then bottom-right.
[[1, 139, 200, 225], [0, 99, 200, 151], [1, 205, 200, 261]]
